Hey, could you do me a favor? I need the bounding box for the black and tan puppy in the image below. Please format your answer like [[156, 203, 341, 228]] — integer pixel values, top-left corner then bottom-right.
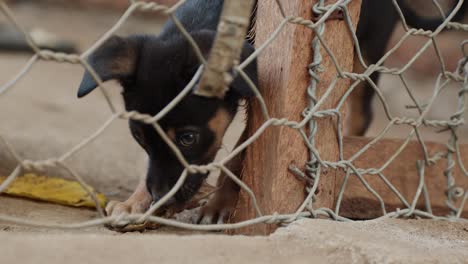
[[77, 0, 257, 225], [77, 0, 466, 227]]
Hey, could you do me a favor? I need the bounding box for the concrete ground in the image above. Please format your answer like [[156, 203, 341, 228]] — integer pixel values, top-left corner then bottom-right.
[[2, 218, 467, 264], [0, 2, 467, 263]]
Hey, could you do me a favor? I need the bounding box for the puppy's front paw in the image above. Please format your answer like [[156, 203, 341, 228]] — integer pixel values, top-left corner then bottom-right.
[[197, 205, 232, 225], [196, 194, 236, 225], [106, 199, 149, 216], [105, 198, 152, 232]]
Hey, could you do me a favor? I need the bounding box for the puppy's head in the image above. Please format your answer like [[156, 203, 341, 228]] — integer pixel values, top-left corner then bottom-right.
[[77, 30, 257, 206]]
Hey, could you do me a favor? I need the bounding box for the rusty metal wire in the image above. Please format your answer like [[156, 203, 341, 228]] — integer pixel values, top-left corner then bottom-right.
[[0, 0, 467, 232]]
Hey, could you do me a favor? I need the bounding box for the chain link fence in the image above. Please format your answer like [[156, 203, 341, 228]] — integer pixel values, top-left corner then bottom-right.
[[0, 0, 467, 231]]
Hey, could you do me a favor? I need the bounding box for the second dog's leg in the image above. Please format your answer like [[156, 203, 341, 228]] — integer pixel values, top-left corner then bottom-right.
[[345, 54, 376, 136], [346, 82, 374, 136]]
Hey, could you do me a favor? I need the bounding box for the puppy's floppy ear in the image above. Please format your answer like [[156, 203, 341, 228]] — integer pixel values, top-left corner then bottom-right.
[[229, 42, 258, 98], [77, 35, 144, 98]]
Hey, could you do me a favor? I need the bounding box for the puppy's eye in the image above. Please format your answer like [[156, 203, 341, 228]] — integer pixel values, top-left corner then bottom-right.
[[177, 131, 199, 147]]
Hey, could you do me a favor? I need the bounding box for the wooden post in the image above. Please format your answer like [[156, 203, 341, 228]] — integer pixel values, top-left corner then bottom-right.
[[231, 0, 362, 235]]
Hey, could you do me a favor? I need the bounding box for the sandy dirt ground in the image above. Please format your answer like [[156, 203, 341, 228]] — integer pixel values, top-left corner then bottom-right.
[[0, 2, 467, 263]]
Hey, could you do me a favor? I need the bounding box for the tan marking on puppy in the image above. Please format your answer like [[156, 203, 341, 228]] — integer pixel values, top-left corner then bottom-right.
[[205, 108, 232, 159], [166, 128, 176, 141]]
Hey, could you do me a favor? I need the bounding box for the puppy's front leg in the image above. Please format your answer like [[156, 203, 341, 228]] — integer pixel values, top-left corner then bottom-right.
[[198, 153, 242, 225], [106, 177, 152, 219]]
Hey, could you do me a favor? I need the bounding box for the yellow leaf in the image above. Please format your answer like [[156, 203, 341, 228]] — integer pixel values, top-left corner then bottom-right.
[[0, 173, 107, 208]]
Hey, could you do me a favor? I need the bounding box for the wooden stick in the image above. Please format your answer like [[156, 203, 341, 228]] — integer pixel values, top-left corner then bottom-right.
[[196, 0, 256, 98]]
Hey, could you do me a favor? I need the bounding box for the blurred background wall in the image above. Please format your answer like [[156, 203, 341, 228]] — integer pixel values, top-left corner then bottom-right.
[[3, 0, 177, 9]]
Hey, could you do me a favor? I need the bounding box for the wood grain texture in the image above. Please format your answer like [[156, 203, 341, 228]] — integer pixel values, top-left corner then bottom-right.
[[231, 0, 362, 235], [312, 0, 362, 210], [339, 137, 468, 219]]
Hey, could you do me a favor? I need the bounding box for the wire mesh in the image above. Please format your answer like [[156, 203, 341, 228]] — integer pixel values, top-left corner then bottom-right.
[[0, 0, 467, 231]]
